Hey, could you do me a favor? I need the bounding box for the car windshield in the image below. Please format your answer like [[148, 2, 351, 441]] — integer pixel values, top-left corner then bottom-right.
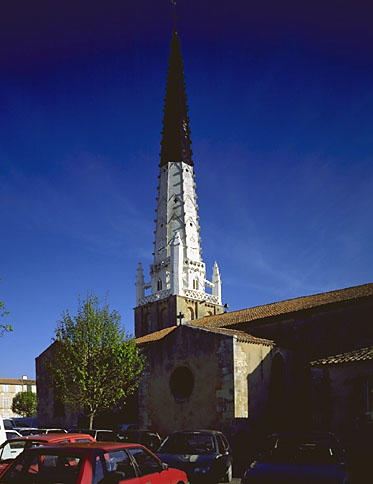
[[263, 437, 342, 464], [0, 441, 28, 461], [159, 433, 216, 454], [1, 451, 83, 484]]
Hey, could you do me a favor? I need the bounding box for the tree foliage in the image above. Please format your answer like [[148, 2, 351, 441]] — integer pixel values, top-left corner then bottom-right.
[[49, 294, 145, 429], [12, 391, 37, 417], [0, 277, 13, 337]]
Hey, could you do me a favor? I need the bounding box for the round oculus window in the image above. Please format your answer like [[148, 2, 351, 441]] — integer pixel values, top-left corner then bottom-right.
[[169, 366, 194, 400]]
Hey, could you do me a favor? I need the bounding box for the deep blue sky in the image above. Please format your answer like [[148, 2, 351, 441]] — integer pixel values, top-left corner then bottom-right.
[[1, 0, 372, 378]]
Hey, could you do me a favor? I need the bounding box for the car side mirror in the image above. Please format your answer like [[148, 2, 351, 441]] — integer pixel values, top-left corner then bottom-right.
[[161, 462, 168, 471]]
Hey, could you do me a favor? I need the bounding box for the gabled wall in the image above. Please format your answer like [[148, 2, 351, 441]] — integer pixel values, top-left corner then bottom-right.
[[138, 325, 234, 436]]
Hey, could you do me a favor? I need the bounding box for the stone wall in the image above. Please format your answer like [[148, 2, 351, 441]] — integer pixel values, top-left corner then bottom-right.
[[233, 341, 294, 428], [138, 324, 234, 436], [135, 294, 223, 337]]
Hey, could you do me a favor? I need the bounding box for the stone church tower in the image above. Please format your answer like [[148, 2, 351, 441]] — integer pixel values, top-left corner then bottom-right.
[[135, 31, 224, 338]]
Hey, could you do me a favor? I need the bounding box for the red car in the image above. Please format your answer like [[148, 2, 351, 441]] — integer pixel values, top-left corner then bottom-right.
[[0, 442, 189, 484], [0, 433, 95, 475]]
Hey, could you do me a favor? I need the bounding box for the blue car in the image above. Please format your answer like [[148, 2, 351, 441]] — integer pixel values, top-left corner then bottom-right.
[[157, 430, 233, 483], [242, 432, 349, 484]]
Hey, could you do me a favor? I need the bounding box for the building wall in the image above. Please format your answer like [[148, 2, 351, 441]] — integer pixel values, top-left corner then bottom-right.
[[233, 341, 295, 428], [311, 360, 373, 438], [239, 298, 373, 362], [35, 341, 78, 429], [0, 378, 36, 418], [135, 295, 223, 337], [138, 324, 234, 436]]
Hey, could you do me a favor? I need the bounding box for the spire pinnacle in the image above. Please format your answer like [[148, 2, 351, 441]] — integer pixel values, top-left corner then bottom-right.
[[159, 28, 193, 167], [170, 0, 178, 32]]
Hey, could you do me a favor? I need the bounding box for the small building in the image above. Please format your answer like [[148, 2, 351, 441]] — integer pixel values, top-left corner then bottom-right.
[[0, 376, 36, 419], [311, 346, 373, 437]]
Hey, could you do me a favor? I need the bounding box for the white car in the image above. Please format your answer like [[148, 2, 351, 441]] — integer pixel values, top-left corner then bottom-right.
[[5, 430, 22, 440], [0, 418, 6, 445]]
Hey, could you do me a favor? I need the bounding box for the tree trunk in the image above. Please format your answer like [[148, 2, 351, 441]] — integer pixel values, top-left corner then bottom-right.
[[89, 413, 95, 430]]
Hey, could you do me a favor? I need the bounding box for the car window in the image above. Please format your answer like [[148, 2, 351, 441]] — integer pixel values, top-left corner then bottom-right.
[[102, 450, 137, 480], [159, 433, 216, 454], [97, 432, 115, 442], [0, 441, 27, 461], [221, 434, 230, 451], [93, 455, 105, 484], [127, 447, 162, 476], [216, 435, 225, 454], [75, 439, 92, 443], [1, 451, 83, 484]]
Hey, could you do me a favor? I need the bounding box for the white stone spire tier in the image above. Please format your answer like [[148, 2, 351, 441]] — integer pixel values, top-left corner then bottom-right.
[[135, 159, 222, 307]]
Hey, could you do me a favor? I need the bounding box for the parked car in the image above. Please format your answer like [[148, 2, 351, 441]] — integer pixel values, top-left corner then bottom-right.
[[117, 430, 162, 451], [0, 441, 189, 484], [12, 427, 40, 436], [4, 431, 21, 441], [0, 433, 95, 475], [116, 423, 139, 432], [36, 428, 67, 434], [2, 421, 15, 431], [241, 431, 349, 484], [76, 429, 117, 442], [157, 429, 233, 483]]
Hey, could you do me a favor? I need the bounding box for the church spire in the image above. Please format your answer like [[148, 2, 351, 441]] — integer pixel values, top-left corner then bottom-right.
[[160, 30, 193, 167], [134, 28, 223, 337]]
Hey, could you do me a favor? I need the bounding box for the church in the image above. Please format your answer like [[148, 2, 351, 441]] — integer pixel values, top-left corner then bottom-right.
[[36, 29, 373, 446], [132, 29, 373, 443]]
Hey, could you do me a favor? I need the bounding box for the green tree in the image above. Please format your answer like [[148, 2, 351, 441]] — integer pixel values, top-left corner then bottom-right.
[[49, 294, 145, 429], [0, 277, 13, 337], [12, 391, 37, 417]]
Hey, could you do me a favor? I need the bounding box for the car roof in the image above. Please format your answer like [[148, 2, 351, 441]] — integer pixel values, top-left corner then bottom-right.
[[25, 442, 144, 453], [270, 431, 336, 439], [3, 433, 94, 443], [169, 430, 221, 435]]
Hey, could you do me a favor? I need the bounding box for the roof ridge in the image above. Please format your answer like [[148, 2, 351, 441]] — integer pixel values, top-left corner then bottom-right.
[[206, 282, 373, 319], [189, 282, 373, 328]]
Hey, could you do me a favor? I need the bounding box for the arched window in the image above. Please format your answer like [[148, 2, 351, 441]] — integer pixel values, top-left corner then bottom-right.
[[157, 279, 162, 291], [187, 306, 194, 321], [268, 353, 287, 430], [160, 308, 168, 328]]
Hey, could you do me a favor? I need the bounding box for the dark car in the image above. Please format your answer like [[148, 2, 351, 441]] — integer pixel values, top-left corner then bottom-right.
[[76, 429, 117, 442], [157, 430, 232, 483], [0, 441, 188, 484], [116, 430, 162, 451], [241, 431, 349, 484]]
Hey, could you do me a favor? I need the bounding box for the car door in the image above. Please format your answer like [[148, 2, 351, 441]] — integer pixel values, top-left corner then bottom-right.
[[98, 450, 140, 484], [216, 434, 231, 479], [126, 447, 169, 484]]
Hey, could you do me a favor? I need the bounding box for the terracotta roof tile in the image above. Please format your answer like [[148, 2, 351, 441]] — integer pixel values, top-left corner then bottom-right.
[[0, 378, 36, 385], [310, 346, 373, 366], [135, 326, 178, 345], [198, 326, 275, 346], [135, 324, 275, 347], [189, 282, 373, 330]]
